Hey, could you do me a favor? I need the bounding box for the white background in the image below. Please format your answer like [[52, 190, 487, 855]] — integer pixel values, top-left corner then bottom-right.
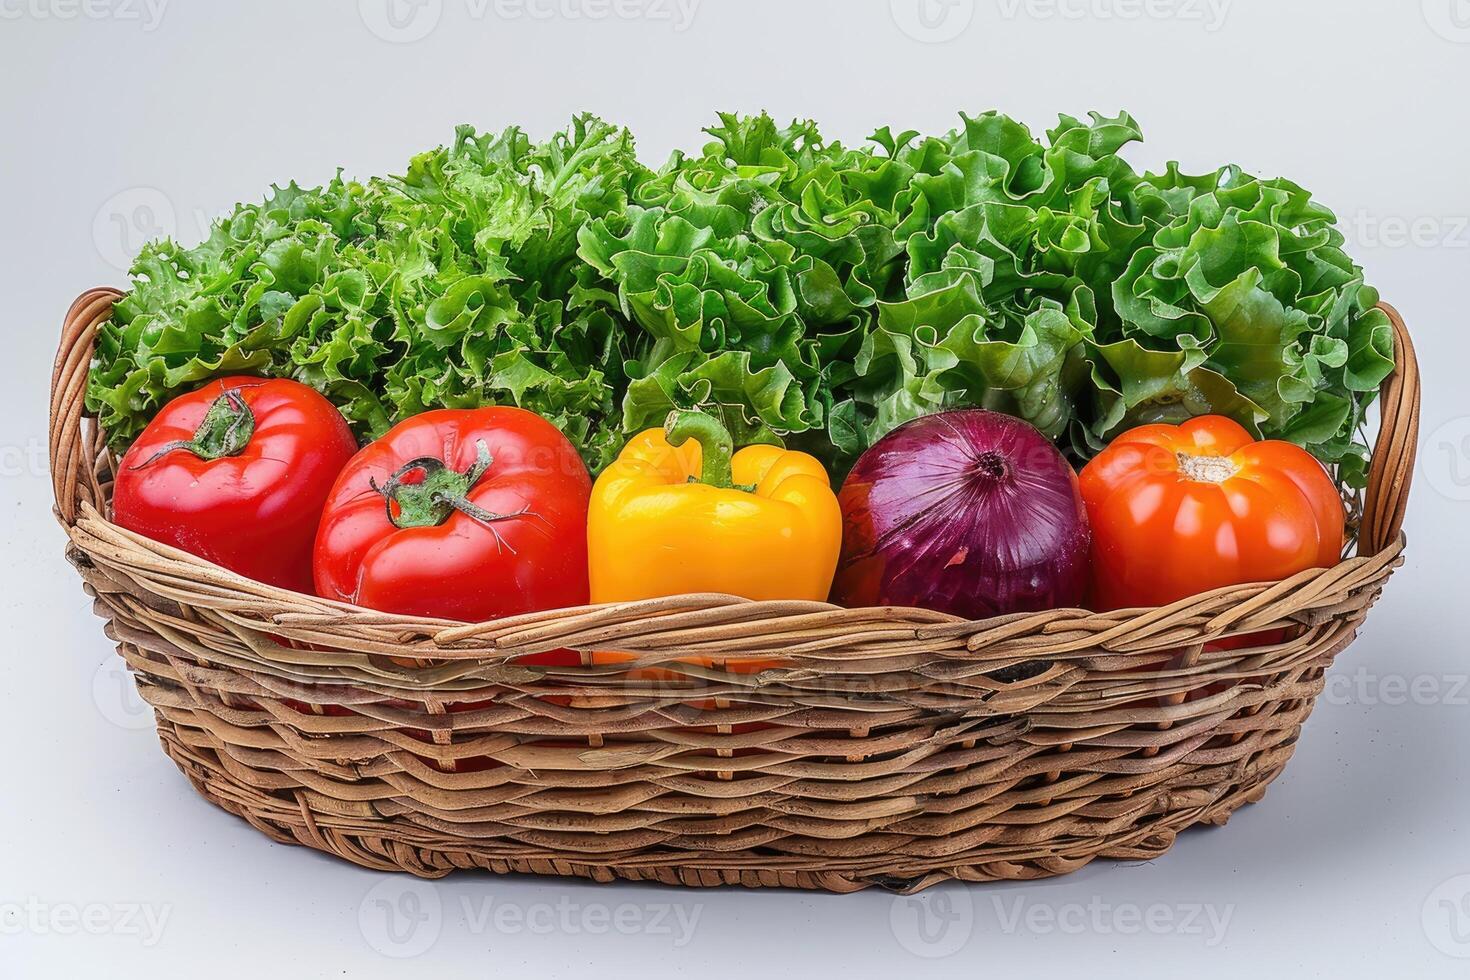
[[3, 0, 1469, 975]]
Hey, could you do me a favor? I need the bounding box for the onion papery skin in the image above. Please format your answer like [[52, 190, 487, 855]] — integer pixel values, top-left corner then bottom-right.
[[831, 410, 1091, 620]]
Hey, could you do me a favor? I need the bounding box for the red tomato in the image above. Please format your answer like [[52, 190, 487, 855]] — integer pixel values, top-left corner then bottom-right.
[[1079, 415, 1344, 611], [114, 377, 357, 593], [313, 407, 591, 627]]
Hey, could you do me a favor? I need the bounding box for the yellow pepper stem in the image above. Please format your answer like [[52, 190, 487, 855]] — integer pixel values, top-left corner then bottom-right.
[[664, 410, 736, 489]]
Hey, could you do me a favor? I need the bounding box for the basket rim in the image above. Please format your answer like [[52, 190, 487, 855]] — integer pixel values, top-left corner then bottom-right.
[[49, 287, 1420, 660]]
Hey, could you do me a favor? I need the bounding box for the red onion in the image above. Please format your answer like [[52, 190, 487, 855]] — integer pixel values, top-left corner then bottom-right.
[[831, 410, 1090, 619]]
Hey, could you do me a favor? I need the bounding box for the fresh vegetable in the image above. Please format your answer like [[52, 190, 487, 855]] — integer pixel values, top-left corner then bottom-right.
[[588, 410, 841, 604], [592, 117, 1390, 485], [90, 118, 644, 474], [113, 377, 357, 593], [313, 407, 592, 624], [831, 409, 1090, 619], [90, 111, 1393, 492], [1078, 415, 1344, 610]]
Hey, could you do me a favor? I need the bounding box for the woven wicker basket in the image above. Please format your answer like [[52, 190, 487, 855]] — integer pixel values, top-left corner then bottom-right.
[[51, 286, 1420, 893]]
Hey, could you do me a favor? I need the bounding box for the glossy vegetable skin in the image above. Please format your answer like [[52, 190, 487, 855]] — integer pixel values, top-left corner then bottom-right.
[[313, 408, 592, 631], [1079, 415, 1344, 611], [113, 377, 357, 593], [831, 410, 1090, 619], [588, 411, 842, 605], [588, 412, 841, 678]]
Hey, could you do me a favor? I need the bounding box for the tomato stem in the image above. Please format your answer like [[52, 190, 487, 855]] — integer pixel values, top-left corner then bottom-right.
[[1176, 451, 1239, 484], [130, 389, 256, 469], [369, 440, 530, 530]]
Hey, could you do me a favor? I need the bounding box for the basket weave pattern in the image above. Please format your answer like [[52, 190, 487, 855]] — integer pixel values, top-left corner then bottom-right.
[[51, 288, 1420, 893]]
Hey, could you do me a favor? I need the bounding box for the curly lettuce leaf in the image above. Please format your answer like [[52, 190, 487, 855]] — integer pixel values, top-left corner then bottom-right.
[[90, 115, 644, 473], [1112, 165, 1394, 476], [92, 110, 1392, 489]]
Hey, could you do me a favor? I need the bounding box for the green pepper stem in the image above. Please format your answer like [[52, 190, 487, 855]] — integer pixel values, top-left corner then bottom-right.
[[664, 410, 737, 490], [131, 388, 256, 469]]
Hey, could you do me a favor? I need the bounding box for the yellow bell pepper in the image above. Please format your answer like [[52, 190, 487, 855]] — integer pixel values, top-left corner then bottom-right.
[[588, 411, 842, 604]]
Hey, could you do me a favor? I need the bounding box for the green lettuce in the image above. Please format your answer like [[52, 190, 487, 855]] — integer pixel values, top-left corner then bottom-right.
[[1110, 164, 1394, 479], [90, 115, 644, 473], [90, 111, 1392, 486]]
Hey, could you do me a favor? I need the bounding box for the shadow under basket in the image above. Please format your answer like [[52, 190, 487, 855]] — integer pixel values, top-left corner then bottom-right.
[[50, 287, 1421, 894]]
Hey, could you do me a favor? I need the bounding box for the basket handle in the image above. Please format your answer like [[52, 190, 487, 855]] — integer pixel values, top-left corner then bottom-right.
[[50, 287, 124, 527], [49, 290, 1422, 552], [1359, 302, 1420, 556]]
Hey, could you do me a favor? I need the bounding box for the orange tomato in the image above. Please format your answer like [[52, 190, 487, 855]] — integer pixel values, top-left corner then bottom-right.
[[1079, 416, 1344, 611]]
